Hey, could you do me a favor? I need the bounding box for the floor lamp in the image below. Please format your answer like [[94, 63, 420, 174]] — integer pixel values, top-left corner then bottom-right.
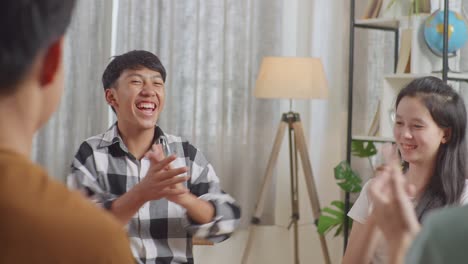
[[241, 57, 331, 264]]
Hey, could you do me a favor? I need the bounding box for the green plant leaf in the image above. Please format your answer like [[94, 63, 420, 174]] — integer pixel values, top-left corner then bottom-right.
[[317, 200, 352, 237], [322, 207, 342, 218], [334, 161, 362, 193], [351, 140, 377, 157], [317, 215, 341, 235], [334, 223, 343, 237], [331, 200, 345, 209]]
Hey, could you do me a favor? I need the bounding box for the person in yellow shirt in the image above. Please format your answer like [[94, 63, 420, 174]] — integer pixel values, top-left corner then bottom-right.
[[0, 0, 154, 263]]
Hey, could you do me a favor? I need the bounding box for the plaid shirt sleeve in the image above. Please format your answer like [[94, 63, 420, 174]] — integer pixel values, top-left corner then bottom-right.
[[67, 141, 118, 209], [180, 142, 241, 243]]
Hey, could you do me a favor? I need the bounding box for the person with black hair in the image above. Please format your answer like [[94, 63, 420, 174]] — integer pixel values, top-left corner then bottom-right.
[[0, 1, 134, 263], [343, 76, 468, 264], [67, 50, 241, 264]]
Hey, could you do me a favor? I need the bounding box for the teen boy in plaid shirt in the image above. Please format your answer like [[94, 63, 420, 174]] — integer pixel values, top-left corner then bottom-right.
[[68, 50, 241, 264]]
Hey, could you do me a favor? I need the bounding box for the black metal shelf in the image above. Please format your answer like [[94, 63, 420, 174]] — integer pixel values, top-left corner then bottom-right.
[[352, 135, 395, 143], [354, 17, 399, 30]]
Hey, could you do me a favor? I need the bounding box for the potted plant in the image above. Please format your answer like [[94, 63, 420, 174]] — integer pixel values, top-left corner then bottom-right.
[[317, 140, 378, 237]]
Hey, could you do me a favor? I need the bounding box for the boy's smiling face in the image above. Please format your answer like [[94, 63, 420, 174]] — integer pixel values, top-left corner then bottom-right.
[[106, 67, 165, 131]]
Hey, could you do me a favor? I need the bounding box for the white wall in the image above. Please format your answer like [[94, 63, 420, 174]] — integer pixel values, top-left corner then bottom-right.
[[194, 0, 347, 263]]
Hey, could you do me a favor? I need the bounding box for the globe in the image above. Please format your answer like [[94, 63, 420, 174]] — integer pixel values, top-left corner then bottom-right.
[[423, 9, 468, 56]]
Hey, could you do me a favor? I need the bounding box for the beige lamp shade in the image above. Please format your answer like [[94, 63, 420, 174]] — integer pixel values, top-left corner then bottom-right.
[[254, 57, 328, 99]]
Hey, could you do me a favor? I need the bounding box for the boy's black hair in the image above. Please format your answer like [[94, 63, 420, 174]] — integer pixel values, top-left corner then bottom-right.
[[0, 0, 76, 94], [102, 50, 167, 90]]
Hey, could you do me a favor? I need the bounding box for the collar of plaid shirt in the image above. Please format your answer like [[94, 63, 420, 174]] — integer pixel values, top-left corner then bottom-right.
[[97, 122, 169, 155]]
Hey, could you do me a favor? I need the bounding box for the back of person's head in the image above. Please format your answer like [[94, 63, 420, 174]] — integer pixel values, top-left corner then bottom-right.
[[102, 50, 167, 90], [0, 0, 76, 94], [396, 76, 468, 221]]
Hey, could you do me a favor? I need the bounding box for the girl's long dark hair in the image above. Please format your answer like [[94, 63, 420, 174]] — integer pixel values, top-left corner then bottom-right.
[[396, 76, 468, 222]]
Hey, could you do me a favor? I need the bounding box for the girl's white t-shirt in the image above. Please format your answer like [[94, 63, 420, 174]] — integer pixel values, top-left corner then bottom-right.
[[347, 179, 468, 264]]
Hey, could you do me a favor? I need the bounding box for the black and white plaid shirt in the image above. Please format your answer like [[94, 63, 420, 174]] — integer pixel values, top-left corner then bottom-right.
[[67, 123, 241, 264]]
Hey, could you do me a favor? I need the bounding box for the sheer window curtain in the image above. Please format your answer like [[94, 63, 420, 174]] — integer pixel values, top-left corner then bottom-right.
[[282, 0, 348, 262], [32, 0, 283, 227], [28, 0, 355, 262], [114, 0, 283, 226], [32, 0, 113, 181]]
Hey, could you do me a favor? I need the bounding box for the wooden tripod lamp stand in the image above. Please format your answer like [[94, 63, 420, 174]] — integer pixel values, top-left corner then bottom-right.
[[241, 57, 331, 264]]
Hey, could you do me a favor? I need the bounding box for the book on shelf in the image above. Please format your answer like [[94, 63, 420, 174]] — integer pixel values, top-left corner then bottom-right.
[[396, 28, 412, 74], [417, 0, 431, 13], [380, 0, 431, 18], [371, 0, 383, 18], [379, 0, 392, 18], [367, 100, 380, 137], [362, 0, 383, 19]]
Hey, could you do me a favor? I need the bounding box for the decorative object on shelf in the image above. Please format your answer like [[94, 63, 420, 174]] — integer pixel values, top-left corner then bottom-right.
[[367, 101, 381, 137], [423, 9, 468, 57], [396, 28, 413, 73], [242, 57, 330, 264]]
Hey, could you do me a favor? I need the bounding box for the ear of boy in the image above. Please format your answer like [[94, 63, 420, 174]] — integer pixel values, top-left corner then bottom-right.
[[105, 89, 118, 108], [40, 38, 63, 87]]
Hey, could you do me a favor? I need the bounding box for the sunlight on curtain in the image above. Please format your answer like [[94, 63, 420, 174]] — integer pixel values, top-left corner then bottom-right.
[[32, 0, 112, 181], [115, 0, 283, 225]]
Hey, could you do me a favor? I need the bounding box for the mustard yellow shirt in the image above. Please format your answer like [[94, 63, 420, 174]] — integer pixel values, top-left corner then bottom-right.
[[0, 149, 134, 264]]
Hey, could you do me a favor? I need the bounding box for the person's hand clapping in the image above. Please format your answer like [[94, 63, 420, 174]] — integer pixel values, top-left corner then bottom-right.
[[148, 144, 192, 206], [132, 144, 189, 202], [368, 143, 420, 245]]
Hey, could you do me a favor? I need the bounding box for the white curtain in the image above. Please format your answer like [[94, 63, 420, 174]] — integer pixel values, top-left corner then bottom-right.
[[32, 0, 284, 226], [200, 1, 350, 262], [115, 0, 283, 226], [28, 0, 364, 262], [301, 1, 350, 262], [32, 0, 113, 181]]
